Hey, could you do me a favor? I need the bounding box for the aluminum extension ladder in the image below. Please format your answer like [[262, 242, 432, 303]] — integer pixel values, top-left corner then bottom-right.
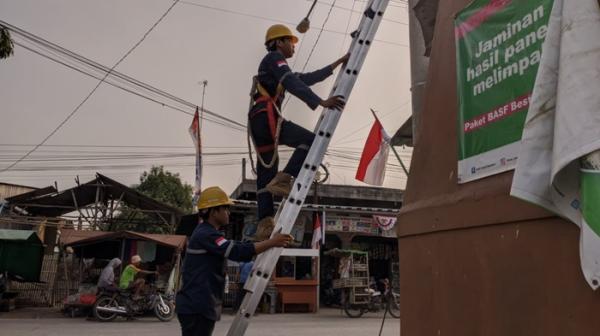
[[227, 0, 390, 334]]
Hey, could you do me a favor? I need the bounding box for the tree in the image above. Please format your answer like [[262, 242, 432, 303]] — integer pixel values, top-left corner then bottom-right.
[[110, 166, 193, 233], [0, 28, 14, 59], [135, 166, 193, 213]]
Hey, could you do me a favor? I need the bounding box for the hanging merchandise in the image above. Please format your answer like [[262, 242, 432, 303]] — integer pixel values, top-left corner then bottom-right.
[[339, 256, 352, 279]]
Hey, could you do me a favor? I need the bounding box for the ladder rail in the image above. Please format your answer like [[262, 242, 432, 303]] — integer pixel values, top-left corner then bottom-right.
[[228, 0, 389, 334]]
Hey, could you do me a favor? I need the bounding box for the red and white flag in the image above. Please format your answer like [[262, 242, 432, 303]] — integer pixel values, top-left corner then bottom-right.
[[355, 116, 390, 186], [189, 107, 202, 201], [311, 212, 324, 249]]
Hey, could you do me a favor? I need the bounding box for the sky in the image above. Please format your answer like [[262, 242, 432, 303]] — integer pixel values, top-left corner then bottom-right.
[[0, 0, 412, 195]]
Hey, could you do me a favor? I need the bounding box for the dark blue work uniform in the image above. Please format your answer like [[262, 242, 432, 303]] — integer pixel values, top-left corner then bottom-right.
[[249, 50, 334, 222], [176, 222, 255, 336]]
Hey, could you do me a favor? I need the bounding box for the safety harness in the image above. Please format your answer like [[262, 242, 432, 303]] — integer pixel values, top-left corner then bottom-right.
[[246, 73, 291, 173]]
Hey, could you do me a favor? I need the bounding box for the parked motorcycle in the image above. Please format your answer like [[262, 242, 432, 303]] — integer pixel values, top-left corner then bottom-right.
[[342, 284, 400, 319], [93, 285, 174, 322]]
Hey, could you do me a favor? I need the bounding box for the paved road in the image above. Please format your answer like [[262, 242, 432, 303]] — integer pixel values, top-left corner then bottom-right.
[[0, 308, 401, 336]]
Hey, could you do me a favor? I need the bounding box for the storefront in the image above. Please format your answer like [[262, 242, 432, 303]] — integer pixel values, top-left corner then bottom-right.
[[226, 180, 403, 311], [320, 212, 399, 302]]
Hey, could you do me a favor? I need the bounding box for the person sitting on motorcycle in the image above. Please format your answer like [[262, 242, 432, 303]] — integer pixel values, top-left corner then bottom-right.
[[119, 255, 157, 299], [97, 258, 121, 291], [379, 278, 390, 295]]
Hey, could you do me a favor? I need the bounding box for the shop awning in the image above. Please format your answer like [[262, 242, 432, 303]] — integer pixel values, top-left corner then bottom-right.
[[60, 229, 187, 250]]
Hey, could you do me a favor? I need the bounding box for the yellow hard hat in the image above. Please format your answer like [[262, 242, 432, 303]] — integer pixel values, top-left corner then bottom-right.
[[265, 24, 299, 44], [197, 186, 234, 210]]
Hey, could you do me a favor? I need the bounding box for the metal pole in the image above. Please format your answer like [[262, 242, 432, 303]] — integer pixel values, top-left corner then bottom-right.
[[313, 181, 320, 312], [200, 80, 208, 132], [389, 145, 409, 176], [407, 0, 430, 147]]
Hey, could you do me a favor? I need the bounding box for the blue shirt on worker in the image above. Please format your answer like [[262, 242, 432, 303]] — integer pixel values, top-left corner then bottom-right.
[[176, 222, 255, 321], [252, 50, 333, 111], [239, 261, 254, 285]]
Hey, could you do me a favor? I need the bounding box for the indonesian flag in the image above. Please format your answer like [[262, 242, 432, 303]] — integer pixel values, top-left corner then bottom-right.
[[189, 107, 202, 201], [355, 115, 391, 186], [311, 212, 324, 249]]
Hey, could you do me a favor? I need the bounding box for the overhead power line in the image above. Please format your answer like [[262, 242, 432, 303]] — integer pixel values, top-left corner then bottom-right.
[[12, 41, 244, 132], [0, 1, 182, 173], [179, 0, 408, 47], [0, 20, 247, 132], [313, 0, 408, 24], [301, 0, 338, 72]]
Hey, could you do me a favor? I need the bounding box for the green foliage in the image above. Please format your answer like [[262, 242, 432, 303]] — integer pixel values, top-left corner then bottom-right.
[[135, 166, 193, 213], [0, 28, 14, 59], [109, 166, 193, 233]]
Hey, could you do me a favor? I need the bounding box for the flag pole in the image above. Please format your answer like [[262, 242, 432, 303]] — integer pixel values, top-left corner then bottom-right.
[[200, 80, 208, 133], [192, 80, 208, 211], [390, 144, 409, 176], [370, 109, 409, 176]]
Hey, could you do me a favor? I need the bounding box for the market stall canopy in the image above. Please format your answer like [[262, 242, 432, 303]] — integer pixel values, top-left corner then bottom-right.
[[0, 229, 44, 282], [60, 229, 187, 251]]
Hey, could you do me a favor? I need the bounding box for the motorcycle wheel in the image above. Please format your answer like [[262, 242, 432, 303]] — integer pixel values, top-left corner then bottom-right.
[[342, 291, 364, 318], [93, 296, 119, 322], [386, 295, 401, 318], [154, 298, 175, 322]]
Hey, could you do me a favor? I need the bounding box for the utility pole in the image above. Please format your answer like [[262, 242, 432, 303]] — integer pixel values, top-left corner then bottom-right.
[[199, 80, 208, 131]]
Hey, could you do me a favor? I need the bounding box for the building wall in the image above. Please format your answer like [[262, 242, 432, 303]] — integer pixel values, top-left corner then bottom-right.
[[397, 0, 600, 335], [0, 183, 35, 201]]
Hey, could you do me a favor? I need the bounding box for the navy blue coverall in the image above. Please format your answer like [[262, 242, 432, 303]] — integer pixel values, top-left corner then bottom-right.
[[176, 222, 255, 336], [249, 50, 335, 222]]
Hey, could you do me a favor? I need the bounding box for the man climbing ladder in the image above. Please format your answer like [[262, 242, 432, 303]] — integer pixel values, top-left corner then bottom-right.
[[231, 0, 390, 334], [249, 24, 348, 241]]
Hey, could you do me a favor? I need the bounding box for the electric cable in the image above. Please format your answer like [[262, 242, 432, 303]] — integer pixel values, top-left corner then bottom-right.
[[0, 1, 182, 173]]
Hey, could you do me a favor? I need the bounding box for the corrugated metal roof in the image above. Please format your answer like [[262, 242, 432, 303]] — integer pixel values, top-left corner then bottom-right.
[[7, 173, 182, 218]]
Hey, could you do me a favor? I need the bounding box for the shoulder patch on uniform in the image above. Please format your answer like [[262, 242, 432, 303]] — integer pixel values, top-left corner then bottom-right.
[[276, 60, 287, 67], [215, 237, 228, 246]]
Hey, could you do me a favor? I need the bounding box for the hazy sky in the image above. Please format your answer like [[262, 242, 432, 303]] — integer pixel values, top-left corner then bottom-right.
[[0, 0, 412, 194]]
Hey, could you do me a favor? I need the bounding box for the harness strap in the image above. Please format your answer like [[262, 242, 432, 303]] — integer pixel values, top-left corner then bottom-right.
[[247, 75, 287, 171], [255, 143, 275, 153], [249, 103, 277, 143]]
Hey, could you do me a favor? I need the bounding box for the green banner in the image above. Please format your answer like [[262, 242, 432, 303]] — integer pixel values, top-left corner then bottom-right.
[[582, 170, 600, 237], [455, 0, 553, 183]]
